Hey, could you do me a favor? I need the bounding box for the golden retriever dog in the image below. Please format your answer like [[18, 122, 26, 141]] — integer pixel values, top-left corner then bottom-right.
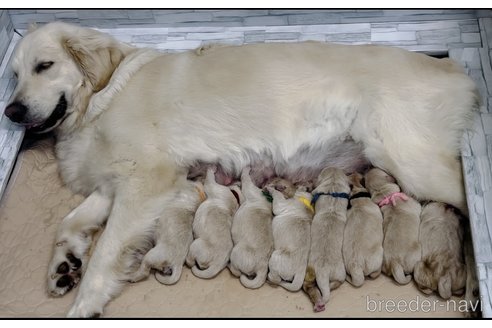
[[343, 172, 383, 287], [124, 176, 206, 285], [229, 167, 274, 289], [4, 22, 478, 316], [186, 167, 241, 279], [304, 167, 350, 312], [365, 168, 421, 285], [266, 186, 314, 291], [414, 202, 466, 299]]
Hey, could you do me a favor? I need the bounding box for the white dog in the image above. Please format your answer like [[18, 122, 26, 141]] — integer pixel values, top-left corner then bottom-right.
[[229, 167, 274, 289], [5, 22, 478, 316], [365, 168, 421, 285], [267, 186, 314, 291], [186, 167, 241, 279], [124, 176, 206, 285], [304, 167, 350, 312]]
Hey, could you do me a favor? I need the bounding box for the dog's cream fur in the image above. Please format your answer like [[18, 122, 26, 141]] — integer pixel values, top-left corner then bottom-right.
[[5, 22, 478, 316], [304, 167, 350, 311], [186, 167, 241, 279], [267, 187, 313, 291], [365, 168, 421, 285], [343, 172, 383, 287], [414, 202, 466, 299], [229, 167, 274, 289], [125, 176, 205, 285]]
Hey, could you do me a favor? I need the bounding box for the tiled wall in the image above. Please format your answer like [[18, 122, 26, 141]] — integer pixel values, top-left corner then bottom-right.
[[459, 17, 492, 317], [8, 9, 481, 29], [0, 10, 14, 64]]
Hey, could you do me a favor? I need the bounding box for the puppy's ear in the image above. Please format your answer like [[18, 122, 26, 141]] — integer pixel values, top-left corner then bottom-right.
[[63, 28, 131, 92]]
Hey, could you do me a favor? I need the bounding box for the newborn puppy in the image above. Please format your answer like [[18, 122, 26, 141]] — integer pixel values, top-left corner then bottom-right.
[[229, 167, 274, 289], [127, 176, 206, 285], [186, 167, 242, 279], [304, 167, 350, 312], [414, 202, 466, 299], [365, 167, 421, 285], [267, 186, 314, 291], [343, 172, 383, 287]]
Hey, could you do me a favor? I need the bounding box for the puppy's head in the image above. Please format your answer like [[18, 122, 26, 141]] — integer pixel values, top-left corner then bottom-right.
[[263, 177, 296, 198], [5, 22, 132, 134], [364, 167, 398, 195], [314, 167, 350, 194]]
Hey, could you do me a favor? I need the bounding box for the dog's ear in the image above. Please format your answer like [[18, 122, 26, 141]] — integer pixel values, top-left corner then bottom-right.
[[63, 28, 130, 92]]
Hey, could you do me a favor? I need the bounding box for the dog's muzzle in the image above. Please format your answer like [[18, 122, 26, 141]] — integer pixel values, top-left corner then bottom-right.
[[4, 94, 68, 133]]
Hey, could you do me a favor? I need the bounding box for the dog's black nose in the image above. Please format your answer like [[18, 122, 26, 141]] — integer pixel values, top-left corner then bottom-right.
[[4, 101, 28, 123]]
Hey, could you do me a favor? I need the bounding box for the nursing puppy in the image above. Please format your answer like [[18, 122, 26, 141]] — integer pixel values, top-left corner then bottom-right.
[[365, 168, 421, 285], [343, 172, 383, 287], [186, 167, 241, 279], [267, 186, 314, 291], [125, 176, 206, 284], [414, 202, 466, 299], [229, 167, 274, 289], [303, 167, 350, 312]]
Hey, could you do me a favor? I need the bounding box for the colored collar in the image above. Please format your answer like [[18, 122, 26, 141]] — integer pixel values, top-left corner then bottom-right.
[[231, 189, 241, 205], [378, 192, 408, 207], [262, 190, 273, 203], [195, 186, 207, 202], [311, 192, 349, 206], [298, 196, 315, 213], [349, 192, 371, 201], [348, 191, 371, 210]]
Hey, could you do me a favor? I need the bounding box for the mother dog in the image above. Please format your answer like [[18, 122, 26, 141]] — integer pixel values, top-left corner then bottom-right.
[[4, 22, 477, 317]]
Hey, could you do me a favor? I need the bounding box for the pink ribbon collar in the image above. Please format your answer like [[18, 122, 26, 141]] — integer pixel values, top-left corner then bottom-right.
[[378, 192, 408, 207]]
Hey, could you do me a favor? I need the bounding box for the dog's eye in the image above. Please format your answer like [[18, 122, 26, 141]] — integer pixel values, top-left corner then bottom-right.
[[35, 61, 54, 73]]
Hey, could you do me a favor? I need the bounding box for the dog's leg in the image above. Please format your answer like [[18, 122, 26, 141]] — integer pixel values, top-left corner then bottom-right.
[[67, 165, 179, 317], [66, 189, 161, 317], [47, 190, 113, 297]]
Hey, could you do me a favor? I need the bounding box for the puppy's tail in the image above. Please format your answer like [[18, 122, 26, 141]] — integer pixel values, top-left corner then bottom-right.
[[240, 267, 267, 289], [191, 261, 226, 279], [155, 265, 183, 285], [391, 263, 412, 285], [279, 268, 305, 292], [303, 266, 325, 312], [438, 273, 453, 300], [346, 266, 365, 287]]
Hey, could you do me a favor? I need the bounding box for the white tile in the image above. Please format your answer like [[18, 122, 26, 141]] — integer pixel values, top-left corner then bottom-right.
[[482, 113, 492, 134], [371, 31, 416, 42], [397, 20, 460, 31]]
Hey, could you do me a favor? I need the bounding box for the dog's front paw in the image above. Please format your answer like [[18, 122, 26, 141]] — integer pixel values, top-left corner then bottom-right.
[[48, 246, 84, 296], [67, 301, 102, 318]]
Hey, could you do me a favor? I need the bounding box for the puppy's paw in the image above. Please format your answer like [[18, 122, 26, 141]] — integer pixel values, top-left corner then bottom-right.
[[48, 244, 84, 297]]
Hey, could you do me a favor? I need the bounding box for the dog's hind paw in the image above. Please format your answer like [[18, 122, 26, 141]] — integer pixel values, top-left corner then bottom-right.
[[48, 249, 83, 297]]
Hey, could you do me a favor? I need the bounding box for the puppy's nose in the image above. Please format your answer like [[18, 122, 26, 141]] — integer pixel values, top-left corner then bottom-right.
[[4, 101, 28, 123]]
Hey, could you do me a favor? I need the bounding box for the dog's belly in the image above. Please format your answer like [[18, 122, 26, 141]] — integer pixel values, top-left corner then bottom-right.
[[187, 138, 368, 186]]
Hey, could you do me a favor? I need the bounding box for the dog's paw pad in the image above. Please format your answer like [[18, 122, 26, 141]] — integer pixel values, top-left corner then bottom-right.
[[314, 303, 325, 312], [48, 252, 83, 296], [162, 267, 173, 276]]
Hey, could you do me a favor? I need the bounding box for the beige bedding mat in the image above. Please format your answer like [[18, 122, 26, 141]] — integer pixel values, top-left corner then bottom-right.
[[0, 137, 465, 317]]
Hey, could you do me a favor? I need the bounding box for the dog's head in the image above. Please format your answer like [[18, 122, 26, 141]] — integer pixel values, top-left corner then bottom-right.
[[4, 22, 132, 134]]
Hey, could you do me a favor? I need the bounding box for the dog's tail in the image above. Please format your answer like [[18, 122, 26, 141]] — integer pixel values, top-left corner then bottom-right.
[[191, 261, 226, 279], [154, 265, 183, 285], [391, 263, 412, 285], [240, 267, 267, 289], [346, 266, 365, 287], [279, 268, 305, 292]]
